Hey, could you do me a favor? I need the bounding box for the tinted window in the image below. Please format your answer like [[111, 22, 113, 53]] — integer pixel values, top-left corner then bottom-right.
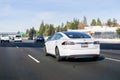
[[2, 34, 8, 37], [16, 35, 21, 38], [37, 36, 44, 38], [51, 33, 63, 40], [56, 34, 63, 40], [46, 36, 52, 41], [63, 32, 91, 38]]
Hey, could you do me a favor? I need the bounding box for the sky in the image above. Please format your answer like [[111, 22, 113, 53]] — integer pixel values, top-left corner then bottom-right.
[[0, 0, 120, 32]]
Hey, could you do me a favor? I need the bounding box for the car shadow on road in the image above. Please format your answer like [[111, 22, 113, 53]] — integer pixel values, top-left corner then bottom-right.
[[64, 56, 105, 62], [47, 55, 105, 62]]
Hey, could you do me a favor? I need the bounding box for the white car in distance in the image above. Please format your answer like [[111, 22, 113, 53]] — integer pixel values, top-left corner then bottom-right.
[[13, 35, 22, 42], [45, 31, 100, 61], [0, 34, 10, 42]]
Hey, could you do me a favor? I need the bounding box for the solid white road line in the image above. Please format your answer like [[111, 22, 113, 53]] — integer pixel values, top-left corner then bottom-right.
[[28, 55, 40, 63], [106, 57, 120, 62]]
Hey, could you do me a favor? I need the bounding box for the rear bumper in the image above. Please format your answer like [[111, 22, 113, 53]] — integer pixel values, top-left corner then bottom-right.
[[35, 39, 44, 42], [14, 39, 22, 42], [1, 40, 9, 42], [65, 54, 100, 59], [59, 48, 100, 58]]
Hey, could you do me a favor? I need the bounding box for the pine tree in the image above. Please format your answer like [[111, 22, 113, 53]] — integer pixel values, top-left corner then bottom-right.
[[112, 18, 118, 27], [56, 26, 60, 32], [48, 24, 55, 36], [72, 18, 79, 29], [83, 16, 88, 27], [26, 29, 29, 34], [106, 19, 112, 27], [63, 25, 67, 31], [39, 21, 45, 35], [65, 21, 71, 30], [44, 24, 50, 36], [116, 28, 120, 35], [97, 18, 102, 26], [91, 19, 96, 26], [29, 27, 36, 40]]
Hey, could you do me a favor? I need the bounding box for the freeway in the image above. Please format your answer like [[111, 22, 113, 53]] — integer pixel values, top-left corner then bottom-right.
[[0, 40, 120, 80]]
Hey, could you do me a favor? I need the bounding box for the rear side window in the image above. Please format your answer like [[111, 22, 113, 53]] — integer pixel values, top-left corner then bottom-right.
[[64, 32, 91, 38], [51, 33, 63, 40]]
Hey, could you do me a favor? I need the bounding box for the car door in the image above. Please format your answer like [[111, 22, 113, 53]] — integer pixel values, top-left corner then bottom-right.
[[45, 34, 58, 55], [46, 33, 63, 55], [50, 33, 64, 55]]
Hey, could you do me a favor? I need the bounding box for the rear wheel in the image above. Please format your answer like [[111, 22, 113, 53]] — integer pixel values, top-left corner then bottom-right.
[[55, 47, 62, 61], [93, 55, 99, 61]]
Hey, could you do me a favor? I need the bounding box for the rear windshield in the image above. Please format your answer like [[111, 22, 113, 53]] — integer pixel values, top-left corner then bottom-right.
[[63, 32, 91, 38], [16, 35, 21, 37], [37, 36, 44, 38], [2, 34, 8, 37]]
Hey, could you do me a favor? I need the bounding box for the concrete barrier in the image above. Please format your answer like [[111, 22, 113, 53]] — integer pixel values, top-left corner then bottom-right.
[[95, 39, 120, 43]]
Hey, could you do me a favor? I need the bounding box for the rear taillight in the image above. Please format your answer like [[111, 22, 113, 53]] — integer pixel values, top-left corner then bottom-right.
[[94, 41, 99, 44], [62, 41, 75, 45]]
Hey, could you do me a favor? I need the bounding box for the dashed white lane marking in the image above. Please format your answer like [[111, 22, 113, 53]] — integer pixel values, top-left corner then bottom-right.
[[16, 46, 19, 48], [28, 55, 40, 63], [106, 57, 120, 62]]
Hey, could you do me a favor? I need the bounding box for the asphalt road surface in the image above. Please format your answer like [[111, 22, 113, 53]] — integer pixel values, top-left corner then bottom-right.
[[0, 40, 120, 80]]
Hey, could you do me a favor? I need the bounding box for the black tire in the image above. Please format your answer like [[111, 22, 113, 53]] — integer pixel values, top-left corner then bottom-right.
[[93, 56, 99, 61], [55, 47, 62, 61], [44, 47, 49, 56]]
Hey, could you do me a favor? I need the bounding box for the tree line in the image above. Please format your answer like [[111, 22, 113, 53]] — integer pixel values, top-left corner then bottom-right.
[[25, 17, 120, 38]]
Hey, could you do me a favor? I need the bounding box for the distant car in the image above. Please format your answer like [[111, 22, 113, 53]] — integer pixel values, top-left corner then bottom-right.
[[14, 35, 22, 42], [45, 31, 100, 61], [0, 34, 10, 42], [34, 36, 45, 42]]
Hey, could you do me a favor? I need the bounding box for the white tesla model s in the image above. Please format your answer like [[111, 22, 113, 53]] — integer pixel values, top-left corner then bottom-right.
[[45, 31, 100, 61]]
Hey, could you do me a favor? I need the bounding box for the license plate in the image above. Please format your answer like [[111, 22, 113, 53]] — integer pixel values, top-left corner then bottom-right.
[[81, 44, 88, 47]]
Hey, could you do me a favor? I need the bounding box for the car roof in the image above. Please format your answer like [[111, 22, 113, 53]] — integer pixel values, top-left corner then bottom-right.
[[63, 31, 86, 34], [58, 31, 87, 36], [58, 31, 91, 39]]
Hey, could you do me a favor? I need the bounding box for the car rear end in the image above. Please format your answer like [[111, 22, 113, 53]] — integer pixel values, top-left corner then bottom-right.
[[35, 36, 45, 42], [0, 35, 10, 42], [14, 35, 22, 42], [60, 39, 100, 58], [59, 32, 100, 59]]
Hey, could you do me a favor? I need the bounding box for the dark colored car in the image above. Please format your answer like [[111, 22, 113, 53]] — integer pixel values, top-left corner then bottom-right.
[[34, 36, 45, 42]]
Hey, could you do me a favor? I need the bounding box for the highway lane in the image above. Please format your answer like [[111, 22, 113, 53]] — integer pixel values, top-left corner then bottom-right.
[[100, 43, 120, 61], [0, 41, 120, 80]]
